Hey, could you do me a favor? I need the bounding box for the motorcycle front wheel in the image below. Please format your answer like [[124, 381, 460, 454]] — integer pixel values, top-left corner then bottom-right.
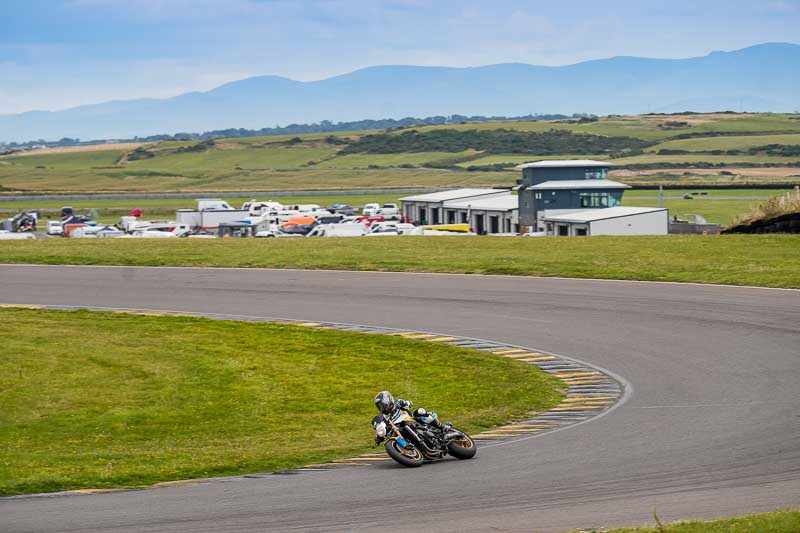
[[447, 432, 477, 459], [385, 440, 424, 467]]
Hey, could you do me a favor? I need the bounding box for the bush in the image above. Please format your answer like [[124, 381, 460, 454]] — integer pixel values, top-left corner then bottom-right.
[[341, 129, 653, 155]]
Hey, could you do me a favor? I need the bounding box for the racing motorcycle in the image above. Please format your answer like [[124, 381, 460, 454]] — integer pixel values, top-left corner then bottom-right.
[[372, 408, 476, 467]]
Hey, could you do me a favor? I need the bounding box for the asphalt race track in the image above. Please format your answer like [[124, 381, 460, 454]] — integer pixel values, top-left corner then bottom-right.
[[1, 264, 799, 532]]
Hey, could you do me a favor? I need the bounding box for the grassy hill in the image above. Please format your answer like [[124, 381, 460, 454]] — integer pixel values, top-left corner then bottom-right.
[[1, 113, 800, 194]]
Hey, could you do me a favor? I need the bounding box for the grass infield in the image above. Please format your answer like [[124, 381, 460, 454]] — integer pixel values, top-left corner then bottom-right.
[[1, 234, 799, 288], [0, 308, 564, 495]]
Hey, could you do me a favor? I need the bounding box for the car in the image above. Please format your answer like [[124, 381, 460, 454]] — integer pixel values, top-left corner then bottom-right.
[[306, 222, 368, 237], [128, 224, 192, 238], [328, 204, 358, 216], [70, 225, 125, 238], [362, 203, 381, 216], [354, 215, 385, 226], [363, 203, 400, 219], [378, 203, 400, 218], [255, 229, 304, 238], [46, 221, 63, 236]]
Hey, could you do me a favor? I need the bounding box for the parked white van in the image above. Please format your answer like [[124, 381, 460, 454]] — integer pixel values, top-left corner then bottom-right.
[[363, 203, 400, 219], [306, 223, 368, 237]]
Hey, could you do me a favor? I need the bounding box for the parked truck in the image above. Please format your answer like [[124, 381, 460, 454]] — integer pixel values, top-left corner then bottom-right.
[[176, 199, 250, 230]]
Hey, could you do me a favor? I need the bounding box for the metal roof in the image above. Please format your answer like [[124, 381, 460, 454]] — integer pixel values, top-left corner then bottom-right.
[[529, 179, 630, 190], [400, 188, 508, 203], [445, 194, 518, 211], [516, 159, 615, 169], [542, 206, 667, 223]]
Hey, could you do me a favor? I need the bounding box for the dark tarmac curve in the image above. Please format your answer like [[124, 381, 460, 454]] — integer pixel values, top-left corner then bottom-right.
[[1, 264, 798, 533]]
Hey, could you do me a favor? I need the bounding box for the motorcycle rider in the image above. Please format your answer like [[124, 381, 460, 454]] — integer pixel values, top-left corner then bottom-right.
[[373, 390, 449, 439]]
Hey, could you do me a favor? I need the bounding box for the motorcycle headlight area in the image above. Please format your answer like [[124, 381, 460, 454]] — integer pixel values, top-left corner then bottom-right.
[[375, 422, 387, 438]]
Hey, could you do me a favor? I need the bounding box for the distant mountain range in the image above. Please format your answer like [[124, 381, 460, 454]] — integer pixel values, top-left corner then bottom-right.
[[1, 43, 798, 142]]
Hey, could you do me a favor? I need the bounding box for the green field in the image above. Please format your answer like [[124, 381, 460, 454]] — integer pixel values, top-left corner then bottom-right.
[[129, 144, 339, 171], [0, 166, 516, 194], [410, 113, 800, 141], [648, 133, 800, 152], [2, 113, 800, 194], [455, 154, 610, 167], [313, 150, 479, 169], [625, 188, 795, 197], [620, 197, 763, 224], [612, 154, 800, 165], [1, 149, 129, 169], [0, 307, 563, 495], [2, 235, 798, 288], [599, 509, 800, 533], [611, 173, 800, 188], [225, 130, 373, 144]]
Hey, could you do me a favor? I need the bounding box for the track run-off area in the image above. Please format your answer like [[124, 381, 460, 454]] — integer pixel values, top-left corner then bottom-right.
[[1, 264, 799, 532]]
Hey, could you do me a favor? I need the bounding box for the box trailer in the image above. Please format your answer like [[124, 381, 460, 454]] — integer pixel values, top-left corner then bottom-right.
[[176, 199, 250, 230]]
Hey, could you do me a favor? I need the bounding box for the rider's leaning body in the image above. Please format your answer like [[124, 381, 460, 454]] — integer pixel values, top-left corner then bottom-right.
[[373, 390, 449, 435]]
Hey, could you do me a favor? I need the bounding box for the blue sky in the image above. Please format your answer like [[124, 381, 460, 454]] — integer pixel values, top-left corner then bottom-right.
[[1, 0, 799, 114]]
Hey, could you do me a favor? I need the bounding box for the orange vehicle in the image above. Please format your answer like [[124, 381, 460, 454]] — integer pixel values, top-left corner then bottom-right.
[[282, 215, 316, 227], [279, 215, 317, 235]]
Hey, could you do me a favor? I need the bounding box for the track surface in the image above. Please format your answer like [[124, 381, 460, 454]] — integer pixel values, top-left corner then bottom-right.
[[1, 265, 799, 532]]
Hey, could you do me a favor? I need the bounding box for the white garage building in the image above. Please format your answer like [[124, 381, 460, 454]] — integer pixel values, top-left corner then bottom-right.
[[540, 206, 669, 236], [445, 194, 519, 234], [400, 189, 516, 233]]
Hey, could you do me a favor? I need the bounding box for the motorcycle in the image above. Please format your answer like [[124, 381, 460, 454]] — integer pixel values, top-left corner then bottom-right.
[[372, 408, 477, 467]]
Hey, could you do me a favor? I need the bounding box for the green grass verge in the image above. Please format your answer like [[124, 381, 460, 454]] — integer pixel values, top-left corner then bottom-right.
[[594, 509, 800, 532], [2, 235, 799, 288], [0, 307, 564, 495]]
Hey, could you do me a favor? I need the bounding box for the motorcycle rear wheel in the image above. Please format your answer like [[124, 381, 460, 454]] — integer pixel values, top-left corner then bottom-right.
[[447, 433, 477, 459], [385, 440, 424, 467]]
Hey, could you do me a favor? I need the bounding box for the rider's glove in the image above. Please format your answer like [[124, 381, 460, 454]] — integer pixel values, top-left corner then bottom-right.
[[396, 399, 412, 410]]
